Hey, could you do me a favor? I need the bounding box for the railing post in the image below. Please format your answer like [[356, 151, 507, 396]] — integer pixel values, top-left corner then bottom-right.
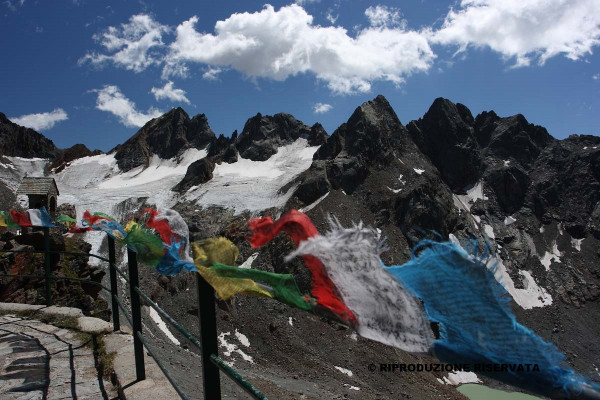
[[43, 227, 51, 306], [127, 248, 145, 381], [107, 235, 120, 332], [197, 273, 221, 399]]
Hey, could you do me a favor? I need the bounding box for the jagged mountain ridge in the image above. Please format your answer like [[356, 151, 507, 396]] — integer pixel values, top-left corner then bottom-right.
[[1, 96, 599, 398], [110, 107, 215, 172]]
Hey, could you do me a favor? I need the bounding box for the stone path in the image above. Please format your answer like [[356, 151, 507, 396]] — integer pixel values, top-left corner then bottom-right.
[[0, 314, 117, 400]]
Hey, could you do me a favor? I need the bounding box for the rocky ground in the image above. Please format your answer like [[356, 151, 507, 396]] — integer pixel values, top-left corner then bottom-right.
[[0, 230, 109, 320], [0, 312, 116, 400]]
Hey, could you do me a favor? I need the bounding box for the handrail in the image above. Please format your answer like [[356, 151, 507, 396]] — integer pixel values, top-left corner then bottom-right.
[[0, 228, 268, 399], [211, 354, 269, 399], [135, 286, 203, 351], [0, 249, 111, 263], [136, 331, 191, 400]]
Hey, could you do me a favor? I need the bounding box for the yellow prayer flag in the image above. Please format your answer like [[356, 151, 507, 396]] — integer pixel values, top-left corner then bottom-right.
[[192, 239, 273, 300]]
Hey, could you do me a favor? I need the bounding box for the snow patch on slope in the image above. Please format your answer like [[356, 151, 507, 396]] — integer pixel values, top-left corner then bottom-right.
[[98, 149, 205, 190], [335, 366, 353, 377], [454, 181, 488, 212], [145, 306, 180, 346], [443, 371, 481, 385], [234, 329, 250, 347], [53, 148, 206, 211], [0, 156, 48, 191], [484, 224, 495, 240], [450, 235, 552, 309], [185, 139, 319, 214], [300, 191, 329, 213], [218, 331, 253, 364], [491, 256, 553, 309], [539, 241, 561, 270], [239, 252, 259, 269], [571, 237, 583, 251]]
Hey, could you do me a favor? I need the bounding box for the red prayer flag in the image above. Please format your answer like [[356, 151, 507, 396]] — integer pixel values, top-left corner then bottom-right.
[[10, 210, 31, 227], [248, 210, 357, 325]]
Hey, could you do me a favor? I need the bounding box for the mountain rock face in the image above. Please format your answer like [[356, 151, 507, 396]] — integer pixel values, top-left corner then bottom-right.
[[48, 144, 103, 173], [172, 113, 327, 193], [173, 157, 215, 193], [2, 96, 600, 398], [293, 95, 460, 244], [111, 107, 215, 172], [236, 113, 326, 161], [0, 112, 58, 158], [528, 135, 600, 237], [286, 96, 600, 390]]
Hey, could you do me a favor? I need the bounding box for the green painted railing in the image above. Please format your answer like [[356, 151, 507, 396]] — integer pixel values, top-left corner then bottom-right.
[[0, 227, 269, 400]]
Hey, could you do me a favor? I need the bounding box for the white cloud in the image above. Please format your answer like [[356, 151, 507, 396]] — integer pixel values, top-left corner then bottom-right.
[[593, 73, 600, 80], [150, 81, 190, 104], [163, 4, 434, 94], [364, 5, 405, 28], [202, 66, 223, 81], [325, 9, 338, 24], [10, 109, 68, 131], [93, 85, 163, 127], [432, 0, 600, 66], [313, 103, 332, 113], [79, 14, 169, 72]]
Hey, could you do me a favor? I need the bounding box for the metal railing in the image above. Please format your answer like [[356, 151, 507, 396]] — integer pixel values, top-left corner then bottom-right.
[[0, 227, 269, 400]]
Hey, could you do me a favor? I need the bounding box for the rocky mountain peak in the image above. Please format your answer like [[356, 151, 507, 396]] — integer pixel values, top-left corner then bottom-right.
[[347, 94, 399, 128], [111, 107, 215, 172], [314, 95, 405, 163], [407, 98, 482, 191], [0, 112, 58, 159], [308, 123, 328, 146], [235, 112, 318, 161], [419, 97, 476, 144], [478, 112, 555, 169]]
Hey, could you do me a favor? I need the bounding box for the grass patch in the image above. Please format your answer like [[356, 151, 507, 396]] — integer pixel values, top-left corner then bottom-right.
[[95, 335, 117, 379]]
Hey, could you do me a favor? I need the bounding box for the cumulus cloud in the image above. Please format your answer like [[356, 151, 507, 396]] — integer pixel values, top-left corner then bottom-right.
[[313, 103, 332, 113], [364, 5, 405, 28], [150, 81, 190, 104], [79, 14, 169, 72], [10, 109, 68, 131], [93, 85, 163, 127], [80, 2, 600, 95], [593, 73, 599, 80], [163, 4, 434, 94], [431, 0, 600, 66]]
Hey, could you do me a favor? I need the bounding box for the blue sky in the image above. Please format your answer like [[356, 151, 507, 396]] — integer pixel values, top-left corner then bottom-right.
[[1, 0, 599, 152]]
